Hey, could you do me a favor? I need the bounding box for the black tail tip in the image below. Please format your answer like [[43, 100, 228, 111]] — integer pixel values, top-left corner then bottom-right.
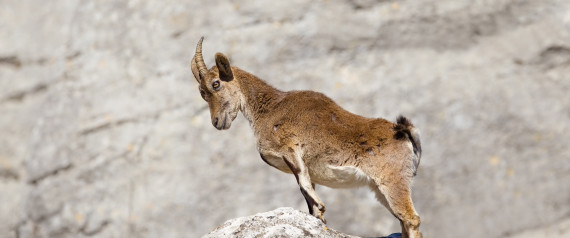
[[393, 115, 413, 140], [396, 115, 413, 127]]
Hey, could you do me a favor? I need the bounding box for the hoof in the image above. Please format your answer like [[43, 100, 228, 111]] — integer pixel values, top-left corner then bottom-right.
[[318, 216, 327, 224]]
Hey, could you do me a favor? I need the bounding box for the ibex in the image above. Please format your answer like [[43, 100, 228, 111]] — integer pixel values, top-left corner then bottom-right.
[[190, 37, 423, 238]]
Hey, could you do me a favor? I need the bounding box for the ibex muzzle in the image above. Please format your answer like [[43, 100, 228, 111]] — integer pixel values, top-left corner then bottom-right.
[[190, 37, 423, 238]]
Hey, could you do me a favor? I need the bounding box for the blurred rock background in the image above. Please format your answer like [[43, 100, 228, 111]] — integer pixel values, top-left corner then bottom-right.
[[1, 0, 569, 237]]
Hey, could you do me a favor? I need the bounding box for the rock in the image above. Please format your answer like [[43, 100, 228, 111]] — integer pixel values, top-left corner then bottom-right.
[[204, 207, 358, 238], [204, 207, 405, 238]]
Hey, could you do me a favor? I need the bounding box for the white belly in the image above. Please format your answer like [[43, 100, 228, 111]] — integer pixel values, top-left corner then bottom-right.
[[311, 165, 371, 188]]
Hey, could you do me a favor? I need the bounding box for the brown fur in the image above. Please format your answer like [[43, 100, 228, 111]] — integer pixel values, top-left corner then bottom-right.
[[190, 38, 423, 238]]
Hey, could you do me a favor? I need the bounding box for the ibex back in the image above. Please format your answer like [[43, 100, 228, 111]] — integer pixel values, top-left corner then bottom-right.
[[190, 37, 423, 238]]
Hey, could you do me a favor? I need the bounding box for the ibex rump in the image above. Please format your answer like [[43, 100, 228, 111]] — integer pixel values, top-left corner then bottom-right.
[[190, 37, 422, 238]]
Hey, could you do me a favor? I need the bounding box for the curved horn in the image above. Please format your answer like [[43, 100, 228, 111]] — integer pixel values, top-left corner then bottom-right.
[[195, 36, 208, 79]]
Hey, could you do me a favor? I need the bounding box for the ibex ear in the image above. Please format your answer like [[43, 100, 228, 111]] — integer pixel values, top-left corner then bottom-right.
[[190, 55, 202, 84], [215, 52, 233, 82]]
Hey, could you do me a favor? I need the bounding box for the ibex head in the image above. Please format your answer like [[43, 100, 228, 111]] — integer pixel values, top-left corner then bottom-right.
[[191, 37, 241, 130]]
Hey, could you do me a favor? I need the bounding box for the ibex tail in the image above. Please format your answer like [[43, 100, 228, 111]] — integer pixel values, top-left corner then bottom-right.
[[394, 115, 422, 176]]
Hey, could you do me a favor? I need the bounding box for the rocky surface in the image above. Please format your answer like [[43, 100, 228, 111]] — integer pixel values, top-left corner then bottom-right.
[[1, 0, 570, 238], [204, 207, 358, 238]]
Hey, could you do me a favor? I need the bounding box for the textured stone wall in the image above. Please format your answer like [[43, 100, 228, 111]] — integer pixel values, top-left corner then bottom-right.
[[1, 0, 570, 237]]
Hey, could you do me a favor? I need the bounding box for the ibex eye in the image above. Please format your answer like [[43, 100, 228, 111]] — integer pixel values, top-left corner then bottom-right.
[[212, 80, 221, 90]]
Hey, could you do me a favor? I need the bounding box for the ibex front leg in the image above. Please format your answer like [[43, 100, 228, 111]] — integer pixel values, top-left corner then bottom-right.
[[282, 147, 326, 223]]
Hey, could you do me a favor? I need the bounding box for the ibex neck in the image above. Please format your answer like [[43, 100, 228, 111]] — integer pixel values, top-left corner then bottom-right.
[[234, 68, 285, 125]]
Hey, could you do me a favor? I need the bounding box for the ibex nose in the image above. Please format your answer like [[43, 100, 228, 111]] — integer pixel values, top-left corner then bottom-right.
[[213, 117, 219, 127]]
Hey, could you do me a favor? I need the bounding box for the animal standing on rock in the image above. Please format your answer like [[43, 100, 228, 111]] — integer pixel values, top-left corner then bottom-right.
[[190, 37, 423, 238]]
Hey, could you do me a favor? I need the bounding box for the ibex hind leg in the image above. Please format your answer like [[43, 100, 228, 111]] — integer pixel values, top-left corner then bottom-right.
[[368, 183, 406, 237], [370, 180, 422, 238]]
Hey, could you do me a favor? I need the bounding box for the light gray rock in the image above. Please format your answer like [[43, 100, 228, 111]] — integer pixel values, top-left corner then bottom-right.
[[204, 207, 359, 238]]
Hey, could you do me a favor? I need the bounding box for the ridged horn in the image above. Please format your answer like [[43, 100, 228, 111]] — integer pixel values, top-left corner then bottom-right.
[[195, 36, 208, 79]]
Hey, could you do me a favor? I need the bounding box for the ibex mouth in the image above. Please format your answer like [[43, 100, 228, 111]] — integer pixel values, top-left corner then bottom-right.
[[221, 118, 229, 130], [214, 115, 232, 130]]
